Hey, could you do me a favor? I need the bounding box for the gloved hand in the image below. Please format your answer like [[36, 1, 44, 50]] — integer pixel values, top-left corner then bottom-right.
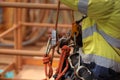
[[60, 0, 79, 11]]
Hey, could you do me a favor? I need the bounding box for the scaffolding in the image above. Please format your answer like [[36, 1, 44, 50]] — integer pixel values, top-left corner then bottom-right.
[[0, 0, 72, 80]]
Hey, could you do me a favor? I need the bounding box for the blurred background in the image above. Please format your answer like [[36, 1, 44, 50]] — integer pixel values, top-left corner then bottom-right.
[[0, 0, 82, 79]]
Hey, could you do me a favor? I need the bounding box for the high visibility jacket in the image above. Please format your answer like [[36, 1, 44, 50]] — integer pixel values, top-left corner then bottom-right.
[[60, 0, 120, 73]]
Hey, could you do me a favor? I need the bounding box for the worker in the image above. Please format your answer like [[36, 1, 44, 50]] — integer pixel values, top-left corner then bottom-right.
[[60, 0, 120, 80]]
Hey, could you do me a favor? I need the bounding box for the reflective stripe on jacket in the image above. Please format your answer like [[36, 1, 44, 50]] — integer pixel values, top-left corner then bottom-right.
[[60, 0, 120, 72]]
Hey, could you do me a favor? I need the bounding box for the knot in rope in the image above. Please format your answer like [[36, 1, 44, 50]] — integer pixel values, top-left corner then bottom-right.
[[43, 55, 53, 78]]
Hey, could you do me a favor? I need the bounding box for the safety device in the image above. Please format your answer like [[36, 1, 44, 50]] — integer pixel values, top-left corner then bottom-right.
[[75, 66, 92, 80], [68, 52, 93, 80], [71, 15, 87, 47], [71, 22, 80, 39], [60, 0, 120, 79], [71, 20, 82, 47]]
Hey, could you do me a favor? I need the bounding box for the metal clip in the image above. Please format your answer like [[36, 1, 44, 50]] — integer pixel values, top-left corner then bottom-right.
[[45, 37, 52, 56], [75, 66, 92, 80]]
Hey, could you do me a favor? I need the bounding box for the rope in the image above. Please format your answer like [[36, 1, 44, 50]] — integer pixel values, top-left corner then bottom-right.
[[43, 55, 53, 79], [55, 0, 61, 42], [43, 1, 61, 79], [55, 45, 70, 80], [43, 35, 57, 79], [55, 0, 60, 30]]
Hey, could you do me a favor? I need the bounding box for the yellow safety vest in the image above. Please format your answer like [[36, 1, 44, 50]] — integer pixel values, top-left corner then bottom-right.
[[60, 0, 120, 72]]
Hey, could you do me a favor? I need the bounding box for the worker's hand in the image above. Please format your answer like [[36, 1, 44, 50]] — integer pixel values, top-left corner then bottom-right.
[[60, 0, 79, 11]]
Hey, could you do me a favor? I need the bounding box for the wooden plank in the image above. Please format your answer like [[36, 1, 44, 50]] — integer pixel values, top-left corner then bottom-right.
[[0, 24, 20, 38], [14, 0, 23, 72], [21, 23, 71, 28], [22, 57, 59, 67], [0, 2, 71, 10], [0, 49, 59, 57]]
